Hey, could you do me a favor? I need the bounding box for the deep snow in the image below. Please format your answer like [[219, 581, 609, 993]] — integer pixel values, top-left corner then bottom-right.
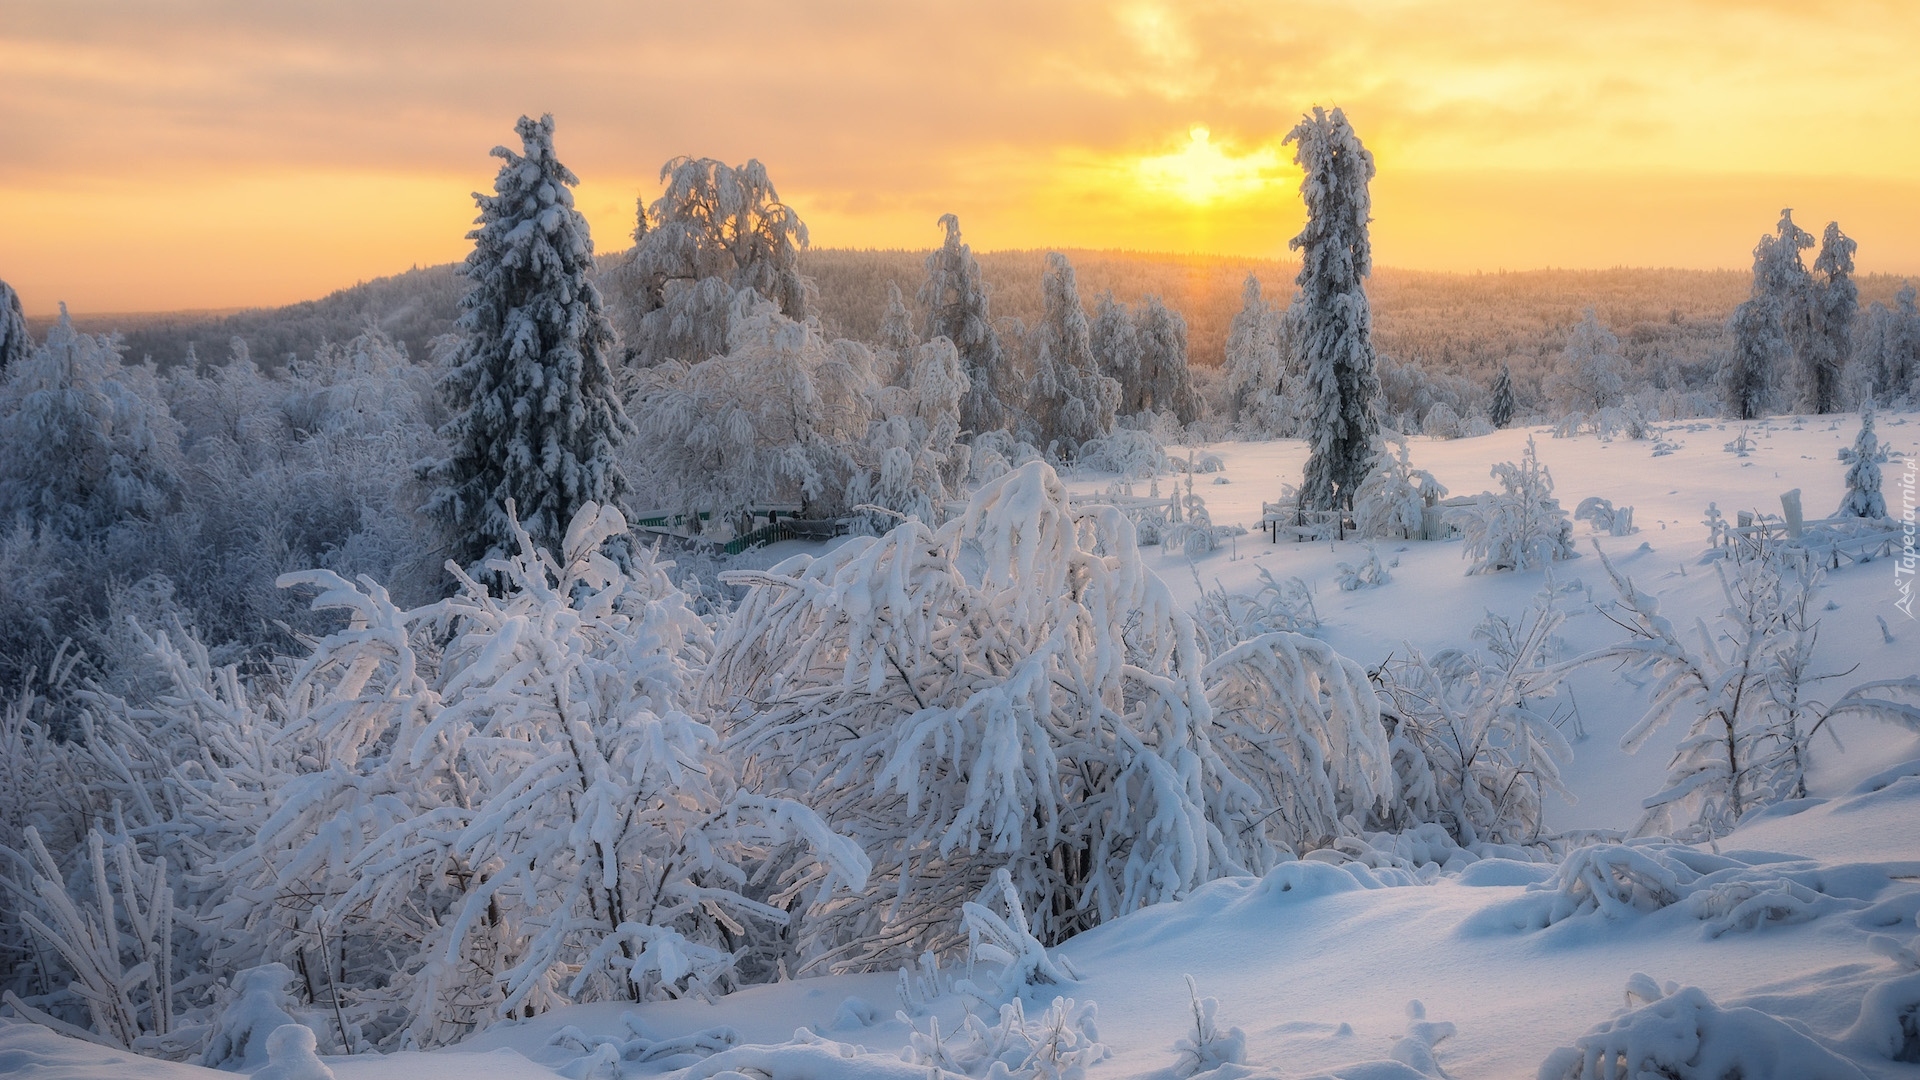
[[6, 413, 1916, 1079]]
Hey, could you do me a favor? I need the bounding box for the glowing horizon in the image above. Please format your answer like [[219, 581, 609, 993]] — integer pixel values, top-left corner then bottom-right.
[[5, 1, 1919, 315]]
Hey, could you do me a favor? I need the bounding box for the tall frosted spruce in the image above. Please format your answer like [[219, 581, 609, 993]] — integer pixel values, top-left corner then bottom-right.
[[1030, 252, 1118, 451], [1488, 363, 1516, 429], [921, 213, 1013, 436], [427, 114, 633, 569], [1805, 221, 1857, 415], [1287, 106, 1381, 512], [1770, 209, 1819, 408]]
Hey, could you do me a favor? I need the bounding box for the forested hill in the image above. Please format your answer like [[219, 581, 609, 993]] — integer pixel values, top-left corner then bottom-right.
[[31, 252, 1911, 379]]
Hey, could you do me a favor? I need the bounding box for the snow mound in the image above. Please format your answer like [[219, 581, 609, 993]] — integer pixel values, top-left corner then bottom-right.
[[1538, 981, 1867, 1080]]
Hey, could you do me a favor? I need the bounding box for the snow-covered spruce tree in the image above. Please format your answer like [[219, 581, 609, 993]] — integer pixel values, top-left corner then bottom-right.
[[422, 115, 625, 572], [1223, 273, 1286, 431], [1544, 309, 1626, 418], [1488, 363, 1516, 429], [705, 462, 1270, 968], [1286, 106, 1381, 512], [1373, 591, 1577, 846], [1445, 436, 1575, 574], [922, 214, 1016, 436], [212, 504, 866, 1048], [0, 277, 30, 376], [611, 156, 812, 368], [1769, 209, 1819, 402], [1836, 405, 1889, 519], [425, 115, 632, 572], [1352, 435, 1447, 541], [1128, 295, 1200, 424], [1804, 221, 1856, 414], [1586, 540, 1819, 839], [1722, 231, 1791, 422], [1028, 253, 1119, 454]]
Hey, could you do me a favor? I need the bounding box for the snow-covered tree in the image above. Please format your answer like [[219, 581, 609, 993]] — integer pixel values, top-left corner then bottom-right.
[[1445, 436, 1575, 575], [1352, 436, 1446, 541], [1769, 209, 1819, 401], [1129, 295, 1200, 424], [1804, 221, 1856, 414], [1089, 292, 1139, 396], [1723, 237, 1789, 422], [876, 280, 920, 384], [1545, 310, 1626, 417], [1027, 253, 1118, 453], [1286, 106, 1381, 512], [706, 462, 1261, 966], [0, 277, 30, 376], [1588, 541, 1820, 839], [628, 294, 868, 530], [848, 337, 973, 525], [1836, 405, 1889, 519], [611, 157, 813, 368], [1488, 364, 1515, 429], [921, 215, 1016, 437], [0, 306, 182, 533], [1223, 273, 1284, 427], [1883, 282, 1919, 402], [424, 115, 633, 571]]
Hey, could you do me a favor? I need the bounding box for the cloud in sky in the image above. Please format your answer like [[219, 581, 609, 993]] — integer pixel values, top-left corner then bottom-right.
[[3, 0, 1918, 312]]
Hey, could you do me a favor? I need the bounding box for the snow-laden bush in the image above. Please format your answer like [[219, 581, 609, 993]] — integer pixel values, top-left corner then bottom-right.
[[214, 505, 866, 1045], [1202, 632, 1395, 855], [1573, 497, 1636, 536], [1539, 980, 1866, 1080], [902, 996, 1108, 1080], [1353, 437, 1446, 541], [1, 825, 184, 1055], [1190, 568, 1320, 656], [1374, 591, 1575, 846], [0, 504, 866, 1053], [1446, 437, 1575, 575], [959, 868, 1079, 999], [1335, 547, 1391, 591], [1074, 428, 1166, 478], [1584, 542, 1819, 839], [1171, 976, 1246, 1078], [707, 462, 1266, 968]]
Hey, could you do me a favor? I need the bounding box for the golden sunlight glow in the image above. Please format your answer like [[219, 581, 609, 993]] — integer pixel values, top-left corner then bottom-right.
[[4, 0, 1920, 312], [1133, 125, 1289, 207]]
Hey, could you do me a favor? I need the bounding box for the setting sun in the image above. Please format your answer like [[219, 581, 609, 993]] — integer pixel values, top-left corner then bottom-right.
[[1132, 124, 1289, 206]]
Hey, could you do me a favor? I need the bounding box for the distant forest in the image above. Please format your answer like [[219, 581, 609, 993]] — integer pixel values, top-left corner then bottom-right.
[[36, 250, 1914, 386]]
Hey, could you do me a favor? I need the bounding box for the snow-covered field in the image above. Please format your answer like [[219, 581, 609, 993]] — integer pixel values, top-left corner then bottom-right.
[[6, 414, 1917, 1079]]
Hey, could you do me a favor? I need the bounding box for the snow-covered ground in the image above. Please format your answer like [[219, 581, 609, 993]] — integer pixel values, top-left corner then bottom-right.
[[6, 414, 1916, 1079]]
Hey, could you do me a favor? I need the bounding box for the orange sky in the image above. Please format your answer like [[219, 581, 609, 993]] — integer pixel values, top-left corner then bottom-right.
[[4, 0, 1919, 315]]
